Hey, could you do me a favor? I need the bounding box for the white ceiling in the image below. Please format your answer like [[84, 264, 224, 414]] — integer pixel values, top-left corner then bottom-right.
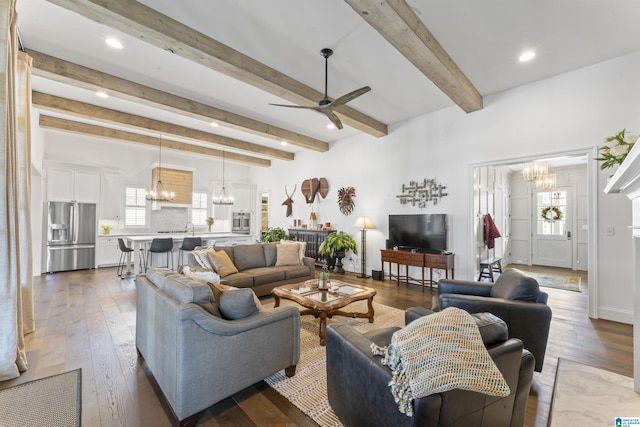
[[16, 0, 640, 162]]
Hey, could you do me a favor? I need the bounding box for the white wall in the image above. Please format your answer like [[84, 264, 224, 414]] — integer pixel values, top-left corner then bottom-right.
[[254, 50, 640, 324]]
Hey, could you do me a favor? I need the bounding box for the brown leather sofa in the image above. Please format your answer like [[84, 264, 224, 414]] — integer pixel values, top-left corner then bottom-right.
[[432, 268, 552, 372], [326, 309, 535, 427]]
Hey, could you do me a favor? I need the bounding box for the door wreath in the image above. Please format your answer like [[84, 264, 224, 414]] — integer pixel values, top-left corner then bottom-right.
[[540, 206, 563, 221]]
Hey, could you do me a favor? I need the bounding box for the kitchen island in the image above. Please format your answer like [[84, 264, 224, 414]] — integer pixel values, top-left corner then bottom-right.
[[123, 232, 252, 274]]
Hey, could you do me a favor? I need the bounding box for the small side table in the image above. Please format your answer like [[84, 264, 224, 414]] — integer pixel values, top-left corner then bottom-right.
[[478, 257, 502, 282]]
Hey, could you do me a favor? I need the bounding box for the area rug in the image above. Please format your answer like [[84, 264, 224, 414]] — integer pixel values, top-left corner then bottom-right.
[[0, 369, 81, 427], [549, 358, 639, 426], [264, 300, 404, 427], [527, 272, 581, 292]]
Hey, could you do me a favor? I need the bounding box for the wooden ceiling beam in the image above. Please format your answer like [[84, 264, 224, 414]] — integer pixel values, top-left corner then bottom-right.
[[44, 0, 388, 137], [33, 92, 294, 161], [29, 50, 329, 152], [39, 115, 271, 167], [344, 0, 483, 113]]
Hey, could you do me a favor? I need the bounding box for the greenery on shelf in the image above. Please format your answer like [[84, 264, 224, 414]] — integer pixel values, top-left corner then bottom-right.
[[595, 128, 638, 170], [319, 231, 358, 257], [261, 227, 288, 242]]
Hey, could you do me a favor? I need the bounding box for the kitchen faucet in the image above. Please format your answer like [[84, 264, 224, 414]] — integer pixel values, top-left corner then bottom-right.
[[184, 222, 195, 236]]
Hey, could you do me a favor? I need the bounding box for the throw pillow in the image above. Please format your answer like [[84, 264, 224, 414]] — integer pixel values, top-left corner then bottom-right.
[[280, 239, 307, 264], [209, 282, 259, 320], [371, 307, 510, 416], [207, 250, 239, 277], [275, 242, 301, 266], [191, 247, 215, 270], [233, 244, 267, 271], [490, 268, 540, 301]]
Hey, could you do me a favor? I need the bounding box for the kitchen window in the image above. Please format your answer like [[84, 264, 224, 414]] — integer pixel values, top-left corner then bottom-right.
[[125, 186, 146, 227], [192, 192, 208, 225]]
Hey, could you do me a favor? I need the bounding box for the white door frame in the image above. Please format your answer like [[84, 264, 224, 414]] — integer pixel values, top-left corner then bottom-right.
[[469, 147, 599, 319]]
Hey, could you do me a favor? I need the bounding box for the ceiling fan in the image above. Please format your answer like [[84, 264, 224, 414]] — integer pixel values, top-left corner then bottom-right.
[[270, 48, 371, 130]]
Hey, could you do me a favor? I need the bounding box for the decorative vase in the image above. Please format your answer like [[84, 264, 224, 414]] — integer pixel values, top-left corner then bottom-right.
[[208, 225, 212, 232], [319, 278, 327, 290], [333, 250, 346, 274]]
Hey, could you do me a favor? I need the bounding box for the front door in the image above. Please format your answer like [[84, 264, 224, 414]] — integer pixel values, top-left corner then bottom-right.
[[532, 187, 572, 268]]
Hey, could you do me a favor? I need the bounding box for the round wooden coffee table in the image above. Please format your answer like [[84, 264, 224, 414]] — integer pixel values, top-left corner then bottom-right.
[[272, 280, 376, 346]]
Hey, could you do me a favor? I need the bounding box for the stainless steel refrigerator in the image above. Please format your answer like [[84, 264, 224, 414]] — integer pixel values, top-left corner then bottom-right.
[[46, 201, 96, 273]]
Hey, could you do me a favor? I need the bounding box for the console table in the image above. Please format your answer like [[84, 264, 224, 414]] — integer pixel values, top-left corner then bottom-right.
[[288, 229, 335, 267], [380, 249, 454, 289]]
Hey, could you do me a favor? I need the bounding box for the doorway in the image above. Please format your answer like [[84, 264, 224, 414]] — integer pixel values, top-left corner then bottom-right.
[[260, 192, 269, 232], [532, 187, 573, 268], [470, 148, 597, 318]]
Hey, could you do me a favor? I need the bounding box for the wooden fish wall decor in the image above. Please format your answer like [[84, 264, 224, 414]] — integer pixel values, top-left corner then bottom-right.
[[282, 184, 296, 217]]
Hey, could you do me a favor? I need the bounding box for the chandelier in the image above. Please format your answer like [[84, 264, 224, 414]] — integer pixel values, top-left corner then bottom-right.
[[535, 172, 557, 191], [522, 160, 548, 182], [212, 150, 234, 205], [146, 135, 175, 202]]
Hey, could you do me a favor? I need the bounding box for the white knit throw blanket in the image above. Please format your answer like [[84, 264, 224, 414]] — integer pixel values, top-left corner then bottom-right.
[[371, 307, 510, 416]]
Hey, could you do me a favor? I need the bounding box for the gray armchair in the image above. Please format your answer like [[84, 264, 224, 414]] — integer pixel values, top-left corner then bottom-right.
[[432, 268, 552, 372], [326, 309, 535, 427], [135, 269, 300, 426]]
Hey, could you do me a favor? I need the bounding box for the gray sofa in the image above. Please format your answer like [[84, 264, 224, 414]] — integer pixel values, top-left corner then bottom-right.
[[135, 268, 301, 426], [188, 242, 315, 297]]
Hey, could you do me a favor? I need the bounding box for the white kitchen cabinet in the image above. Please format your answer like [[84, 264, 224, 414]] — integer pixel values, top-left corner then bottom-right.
[[230, 182, 256, 213], [47, 165, 100, 203], [99, 172, 121, 219], [97, 236, 120, 267]]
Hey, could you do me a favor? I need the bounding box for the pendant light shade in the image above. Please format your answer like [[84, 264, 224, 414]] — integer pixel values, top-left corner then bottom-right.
[[212, 150, 234, 205], [522, 161, 548, 182], [146, 135, 175, 202], [535, 172, 557, 191]]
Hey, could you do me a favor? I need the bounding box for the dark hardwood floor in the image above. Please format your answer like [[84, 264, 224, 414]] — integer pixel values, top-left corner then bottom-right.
[[0, 264, 632, 426]]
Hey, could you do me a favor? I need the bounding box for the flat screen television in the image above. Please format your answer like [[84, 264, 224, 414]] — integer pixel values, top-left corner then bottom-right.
[[388, 214, 447, 253]]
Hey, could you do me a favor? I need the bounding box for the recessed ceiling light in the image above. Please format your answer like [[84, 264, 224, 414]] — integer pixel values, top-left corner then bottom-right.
[[96, 91, 109, 98], [519, 50, 536, 62], [210, 122, 219, 127], [327, 123, 336, 130], [281, 141, 288, 146], [105, 37, 123, 50]]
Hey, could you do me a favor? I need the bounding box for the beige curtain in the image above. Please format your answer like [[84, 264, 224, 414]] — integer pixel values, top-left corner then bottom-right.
[[0, 0, 35, 381]]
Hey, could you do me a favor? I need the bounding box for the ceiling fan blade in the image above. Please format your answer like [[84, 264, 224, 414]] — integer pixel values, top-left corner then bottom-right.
[[269, 103, 317, 110], [329, 86, 371, 108], [324, 110, 344, 130]]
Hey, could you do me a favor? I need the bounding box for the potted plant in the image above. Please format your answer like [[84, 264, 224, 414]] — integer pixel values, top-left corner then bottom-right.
[[319, 231, 358, 274], [100, 225, 111, 235], [261, 227, 288, 243]]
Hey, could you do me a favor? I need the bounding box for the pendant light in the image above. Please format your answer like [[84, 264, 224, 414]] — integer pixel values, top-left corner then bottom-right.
[[145, 135, 175, 202], [212, 150, 234, 205], [522, 160, 548, 182]]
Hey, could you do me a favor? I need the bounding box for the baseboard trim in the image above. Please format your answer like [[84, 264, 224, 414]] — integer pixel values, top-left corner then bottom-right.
[[598, 306, 633, 324]]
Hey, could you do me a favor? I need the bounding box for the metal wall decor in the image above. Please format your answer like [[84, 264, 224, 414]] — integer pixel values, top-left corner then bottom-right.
[[396, 178, 448, 208]]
